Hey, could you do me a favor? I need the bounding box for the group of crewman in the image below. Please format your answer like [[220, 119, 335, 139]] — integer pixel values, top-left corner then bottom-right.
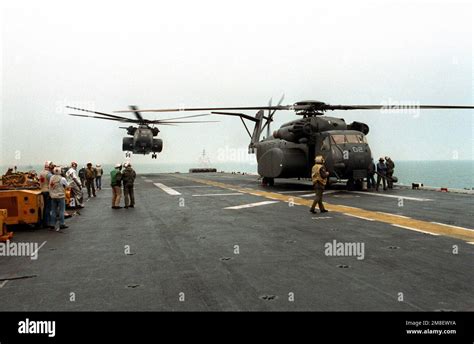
[[38, 161, 137, 229], [309, 155, 396, 214], [367, 156, 395, 191]]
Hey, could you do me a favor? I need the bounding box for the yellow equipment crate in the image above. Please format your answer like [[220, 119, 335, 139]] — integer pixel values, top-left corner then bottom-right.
[[0, 209, 13, 241], [0, 189, 44, 226]]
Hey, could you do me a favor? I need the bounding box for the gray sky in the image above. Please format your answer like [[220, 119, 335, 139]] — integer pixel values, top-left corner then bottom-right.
[[1, 0, 472, 167]]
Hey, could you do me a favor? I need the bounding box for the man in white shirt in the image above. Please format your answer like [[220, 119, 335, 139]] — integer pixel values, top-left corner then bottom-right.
[[49, 167, 69, 230], [66, 162, 84, 208]]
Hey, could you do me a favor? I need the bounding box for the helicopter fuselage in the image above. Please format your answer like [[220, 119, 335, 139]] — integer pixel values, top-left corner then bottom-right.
[[122, 125, 163, 156], [255, 116, 372, 183]]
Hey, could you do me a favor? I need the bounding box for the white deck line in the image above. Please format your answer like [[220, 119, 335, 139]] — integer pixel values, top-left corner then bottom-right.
[[153, 183, 181, 195], [224, 201, 279, 210]]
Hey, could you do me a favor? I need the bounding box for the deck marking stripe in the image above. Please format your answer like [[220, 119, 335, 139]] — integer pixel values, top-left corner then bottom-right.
[[0, 280, 7, 288], [430, 222, 473, 231], [192, 193, 243, 197], [466, 242, 474, 245], [173, 185, 215, 188], [391, 224, 439, 236], [224, 201, 279, 210], [349, 191, 433, 201], [171, 176, 474, 241], [376, 211, 411, 219], [344, 213, 375, 221], [153, 183, 181, 195]]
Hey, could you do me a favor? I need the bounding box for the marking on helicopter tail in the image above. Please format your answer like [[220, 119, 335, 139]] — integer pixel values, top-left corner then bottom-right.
[[153, 183, 181, 195], [224, 201, 279, 210], [171, 175, 474, 242]]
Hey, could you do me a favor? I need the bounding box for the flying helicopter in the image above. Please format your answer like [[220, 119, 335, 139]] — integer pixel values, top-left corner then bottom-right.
[[116, 100, 474, 187], [67, 105, 217, 159]]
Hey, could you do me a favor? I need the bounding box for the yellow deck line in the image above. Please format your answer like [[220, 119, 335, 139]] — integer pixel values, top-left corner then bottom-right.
[[176, 176, 474, 242]]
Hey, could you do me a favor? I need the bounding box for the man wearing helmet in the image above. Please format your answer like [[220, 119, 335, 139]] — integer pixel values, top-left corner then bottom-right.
[[66, 162, 84, 208], [310, 155, 330, 214], [39, 161, 53, 228]]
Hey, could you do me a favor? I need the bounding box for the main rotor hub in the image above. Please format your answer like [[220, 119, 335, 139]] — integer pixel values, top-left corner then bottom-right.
[[293, 100, 327, 116]]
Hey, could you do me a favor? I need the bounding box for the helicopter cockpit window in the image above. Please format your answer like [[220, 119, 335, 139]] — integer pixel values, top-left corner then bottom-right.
[[331, 134, 345, 145], [346, 134, 366, 144]]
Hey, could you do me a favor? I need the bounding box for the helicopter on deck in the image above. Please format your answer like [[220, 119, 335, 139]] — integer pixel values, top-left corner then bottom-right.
[[116, 99, 474, 187], [67, 105, 217, 159]]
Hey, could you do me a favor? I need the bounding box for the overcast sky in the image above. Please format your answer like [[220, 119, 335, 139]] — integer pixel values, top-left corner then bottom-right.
[[1, 0, 472, 168]]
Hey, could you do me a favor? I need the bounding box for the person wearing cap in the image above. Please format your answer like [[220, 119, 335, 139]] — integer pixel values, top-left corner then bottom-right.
[[49, 166, 69, 230], [376, 157, 387, 191], [110, 164, 123, 209], [385, 156, 395, 189], [122, 162, 137, 208], [310, 155, 330, 214], [66, 162, 84, 208], [84, 162, 97, 198], [95, 164, 104, 191], [39, 161, 53, 228]]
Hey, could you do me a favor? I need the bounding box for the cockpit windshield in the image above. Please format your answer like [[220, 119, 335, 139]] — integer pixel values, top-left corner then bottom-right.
[[330, 134, 367, 145]]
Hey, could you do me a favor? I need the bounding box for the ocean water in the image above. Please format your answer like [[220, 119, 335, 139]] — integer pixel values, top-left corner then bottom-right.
[[2, 160, 472, 190]]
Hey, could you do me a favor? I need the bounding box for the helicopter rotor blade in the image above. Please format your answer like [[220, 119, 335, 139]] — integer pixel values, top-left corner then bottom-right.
[[149, 120, 220, 124], [116, 102, 474, 114], [129, 105, 144, 122], [66, 106, 136, 121], [155, 113, 212, 121], [324, 104, 474, 111], [68, 114, 134, 123], [115, 105, 299, 113], [210, 111, 258, 122]]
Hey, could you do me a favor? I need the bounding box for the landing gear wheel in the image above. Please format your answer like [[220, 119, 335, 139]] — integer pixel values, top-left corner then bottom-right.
[[125, 152, 131, 158], [152, 153, 157, 159], [262, 177, 274, 186]]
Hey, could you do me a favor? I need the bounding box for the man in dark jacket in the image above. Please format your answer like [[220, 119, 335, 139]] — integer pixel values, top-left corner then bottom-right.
[[385, 156, 395, 189], [376, 157, 387, 191], [367, 158, 376, 190], [110, 164, 123, 209], [122, 162, 136, 208]]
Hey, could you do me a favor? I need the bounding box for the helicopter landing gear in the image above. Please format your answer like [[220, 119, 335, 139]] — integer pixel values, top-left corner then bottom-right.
[[125, 152, 131, 158], [346, 178, 363, 191], [262, 177, 274, 186], [152, 153, 157, 159]]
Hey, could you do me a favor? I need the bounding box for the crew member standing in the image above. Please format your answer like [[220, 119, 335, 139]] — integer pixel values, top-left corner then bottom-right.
[[376, 157, 387, 191], [85, 162, 97, 198], [78, 166, 86, 187], [66, 162, 84, 208], [122, 162, 136, 208], [367, 158, 376, 190], [385, 156, 395, 189], [39, 161, 53, 228], [49, 167, 69, 230], [310, 155, 330, 214], [95, 164, 103, 191], [110, 164, 123, 209]]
